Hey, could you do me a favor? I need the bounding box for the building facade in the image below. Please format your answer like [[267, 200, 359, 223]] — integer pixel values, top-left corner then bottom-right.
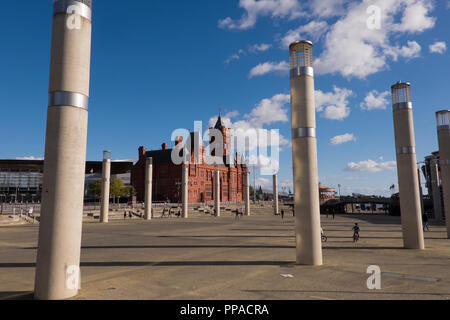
[[0, 159, 132, 203], [131, 116, 249, 203], [423, 152, 445, 219]]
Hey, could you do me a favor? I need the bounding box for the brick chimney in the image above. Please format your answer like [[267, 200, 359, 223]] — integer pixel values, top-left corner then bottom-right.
[[138, 146, 146, 159]]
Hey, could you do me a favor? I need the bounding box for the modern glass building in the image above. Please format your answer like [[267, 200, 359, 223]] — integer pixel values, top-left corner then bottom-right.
[[0, 159, 133, 203]]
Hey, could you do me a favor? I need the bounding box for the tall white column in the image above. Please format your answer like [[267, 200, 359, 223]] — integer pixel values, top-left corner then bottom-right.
[[215, 170, 220, 217], [436, 110, 450, 238], [430, 159, 443, 221], [100, 151, 111, 223], [289, 41, 323, 265], [417, 168, 425, 216], [273, 175, 279, 215], [144, 157, 153, 220], [391, 82, 425, 249], [35, 0, 93, 300], [182, 164, 188, 218], [244, 170, 250, 216]]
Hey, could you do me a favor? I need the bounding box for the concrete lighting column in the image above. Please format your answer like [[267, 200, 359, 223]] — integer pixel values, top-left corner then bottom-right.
[[430, 159, 443, 221], [417, 168, 425, 216], [182, 164, 188, 218], [273, 175, 279, 215], [215, 170, 220, 217], [244, 169, 250, 216], [391, 82, 425, 249], [289, 41, 323, 266], [436, 110, 450, 238], [144, 157, 153, 220], [34, 0, 92, 300], [100, 151, 111, 223]]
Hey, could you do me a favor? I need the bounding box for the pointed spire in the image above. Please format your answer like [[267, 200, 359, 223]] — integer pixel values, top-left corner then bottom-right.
[[214, 113, 224, 130]]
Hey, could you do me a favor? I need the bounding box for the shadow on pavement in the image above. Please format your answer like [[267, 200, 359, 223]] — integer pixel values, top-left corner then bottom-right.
[[23, 245, 296, 250], [243, 289, 450, 297], [0, 292, 34, 300], [0, 261, 295, 268]]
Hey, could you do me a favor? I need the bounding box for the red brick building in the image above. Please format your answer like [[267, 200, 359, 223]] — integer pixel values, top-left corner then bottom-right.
[[131, 116, 249, 203]]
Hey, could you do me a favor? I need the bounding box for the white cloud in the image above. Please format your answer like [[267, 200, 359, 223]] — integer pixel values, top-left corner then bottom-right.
[[385, 41, 422, 60], [345, 159, 397, 172], [314, 0, 435, 78], [255, 177, 272, 189], [254, 176, 293, 191], [249, 43, 272, 53], [226, 0, 436, 78], [330, 133, 356, 145], [246, 94, 290, 126], [281, 21, 328, 47], [218, 0, 303, 30], [315, 86, 353, 120], [226, 44, 271, 65], [224, 110, 240, 118], [208, 93, 291, 149], [429, 41, 447, 54], [225, 54, 241, 64], [248, 75, 353, 122], [393, 0, 436, 33], [15, 156, 44, 160], [323, 105, 351, 121], [249, 154, 280, 175], [309, 0, 349, 18], [360, 90, 390, 110], [249, 61, 289, 78], [278, 179, 294, 193]]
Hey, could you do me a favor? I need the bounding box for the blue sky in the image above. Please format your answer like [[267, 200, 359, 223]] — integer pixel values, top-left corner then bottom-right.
[[1, 0, 449, 196]]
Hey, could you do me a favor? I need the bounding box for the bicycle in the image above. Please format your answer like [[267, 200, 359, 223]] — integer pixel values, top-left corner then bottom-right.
[[321, 235, 328, 242]]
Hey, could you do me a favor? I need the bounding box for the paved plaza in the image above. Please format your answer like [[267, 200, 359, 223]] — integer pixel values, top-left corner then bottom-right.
[[0, 205, 449, 300]]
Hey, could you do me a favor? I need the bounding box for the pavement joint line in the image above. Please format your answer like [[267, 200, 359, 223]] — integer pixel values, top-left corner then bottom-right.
[[382, 272, 441, 282], [309, 296, 335, 300]]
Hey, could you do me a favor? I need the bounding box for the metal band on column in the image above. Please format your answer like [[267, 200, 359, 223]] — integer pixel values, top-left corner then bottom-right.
[[393, 102, 413, 111], [292, 128, 316, 139], [290, 66, 314, 78], [54, 0, 92, 21], [396, 146, 416, 155], [49, 91, 89, 110]]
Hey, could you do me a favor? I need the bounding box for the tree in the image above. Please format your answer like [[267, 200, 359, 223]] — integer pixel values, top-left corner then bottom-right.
[[110, 178, 124, 204], [89, 178, 135, 203], [249, 186, 255, 197], [123, 185, 136, 198], [88, 179, 102, 198]]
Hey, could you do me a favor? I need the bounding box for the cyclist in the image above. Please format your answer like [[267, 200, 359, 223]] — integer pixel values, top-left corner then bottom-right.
[[352, 223, 360, 242], [321, 226, 327, 242]]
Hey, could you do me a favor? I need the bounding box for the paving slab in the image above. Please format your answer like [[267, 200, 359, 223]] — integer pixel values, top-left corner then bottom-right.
[[0, 207, 449, 300]]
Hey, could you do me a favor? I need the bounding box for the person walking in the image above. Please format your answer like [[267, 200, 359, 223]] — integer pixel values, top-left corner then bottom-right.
[[124, 211, 127, 219], [281, 209, 285, 220], [422, 213, 430, 231], [352, 223, 360, 243]]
